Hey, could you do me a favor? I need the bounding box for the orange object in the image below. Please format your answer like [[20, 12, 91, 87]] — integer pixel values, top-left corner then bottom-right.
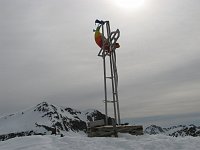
[[94, 26, 120, 52]]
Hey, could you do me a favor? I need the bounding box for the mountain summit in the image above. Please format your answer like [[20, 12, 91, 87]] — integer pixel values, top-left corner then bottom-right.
[[0, 102, 112, 141]]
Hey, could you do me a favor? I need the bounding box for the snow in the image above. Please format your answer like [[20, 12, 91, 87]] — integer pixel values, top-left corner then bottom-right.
[[1, 102, 200, 149], [0, 105, 52, 135], [0, 134, 200, 150], [0, 102, 93, 135]]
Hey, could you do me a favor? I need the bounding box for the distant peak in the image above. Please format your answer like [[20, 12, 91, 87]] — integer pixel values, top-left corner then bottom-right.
[[34, 101, 57, 113], [36, 101, 49, 107]]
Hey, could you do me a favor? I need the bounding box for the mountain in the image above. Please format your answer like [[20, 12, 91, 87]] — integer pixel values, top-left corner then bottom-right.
[[144, 124, 200, 137], [1, 102, 200, 141], [144, 125, 166, 135], [0, 102, 112, 141]]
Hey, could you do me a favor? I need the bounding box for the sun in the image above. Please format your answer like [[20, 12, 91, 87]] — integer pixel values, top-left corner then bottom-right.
[[115, 0, 145, 10]]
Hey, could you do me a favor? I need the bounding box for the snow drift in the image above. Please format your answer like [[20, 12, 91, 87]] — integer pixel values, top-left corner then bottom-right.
[[0, 134, 200, 150]]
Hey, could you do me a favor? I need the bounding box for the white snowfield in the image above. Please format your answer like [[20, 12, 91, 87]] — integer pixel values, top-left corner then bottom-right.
[[0, 133, 200, 150]]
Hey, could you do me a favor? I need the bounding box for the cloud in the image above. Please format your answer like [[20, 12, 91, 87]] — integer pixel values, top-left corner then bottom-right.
[[0, 0, 200, 119]]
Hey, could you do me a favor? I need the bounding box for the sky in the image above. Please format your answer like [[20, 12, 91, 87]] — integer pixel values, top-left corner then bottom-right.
[[0, 0, 200, 120]]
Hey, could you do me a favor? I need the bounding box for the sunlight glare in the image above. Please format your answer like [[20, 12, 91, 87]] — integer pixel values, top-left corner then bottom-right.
[[115, 0, 145, 10]]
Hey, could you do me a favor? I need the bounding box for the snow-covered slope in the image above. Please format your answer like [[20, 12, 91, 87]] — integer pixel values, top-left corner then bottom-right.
[[0, 102, 112, 141], [1, 134, 200, 150]]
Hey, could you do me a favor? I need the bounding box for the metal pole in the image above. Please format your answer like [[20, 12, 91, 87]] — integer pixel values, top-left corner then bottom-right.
[[106, 22, 118, 125], [103, 55, 108, 125], [105, 21, 117, 136], [101, 23, 108, 125], [109, 54, 117, 124], [110, 52, 118, 137], [106, 21, 121, 125], [112, 51, 121, 125]]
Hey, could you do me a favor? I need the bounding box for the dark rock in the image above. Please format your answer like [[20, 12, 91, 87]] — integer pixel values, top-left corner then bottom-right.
[[145, 125, 165, 135], [65, 108, 81, 115], [0, 131, 45, 141]]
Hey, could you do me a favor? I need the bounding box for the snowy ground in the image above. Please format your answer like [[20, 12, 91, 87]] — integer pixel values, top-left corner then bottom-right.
[[0, 133, 200, 150]]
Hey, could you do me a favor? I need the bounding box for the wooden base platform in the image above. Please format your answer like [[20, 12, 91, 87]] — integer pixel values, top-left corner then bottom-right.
[[87, 125, 143, 137]]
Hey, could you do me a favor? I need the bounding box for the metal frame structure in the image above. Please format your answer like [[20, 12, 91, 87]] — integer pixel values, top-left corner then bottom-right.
[[95, 20, 121, 126]]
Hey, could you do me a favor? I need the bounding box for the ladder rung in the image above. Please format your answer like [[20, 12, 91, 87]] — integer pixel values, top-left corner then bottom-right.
[[106, 77, 112, 79], [103, 100, 118, 103], [103, 100, 114, 103]]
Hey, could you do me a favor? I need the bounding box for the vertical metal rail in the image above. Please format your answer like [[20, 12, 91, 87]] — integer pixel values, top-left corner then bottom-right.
[[112, 51, 121, 125], [101, 23, 108, 125], [105, 21, 117, 137], [106, 21, 121, 126], [106, 22, 118, 126]]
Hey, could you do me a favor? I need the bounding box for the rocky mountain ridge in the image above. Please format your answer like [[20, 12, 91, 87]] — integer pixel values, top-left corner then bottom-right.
[[0, 102, 112, 141], [144, 124, 200, 137], [1, 102, 200, 141]]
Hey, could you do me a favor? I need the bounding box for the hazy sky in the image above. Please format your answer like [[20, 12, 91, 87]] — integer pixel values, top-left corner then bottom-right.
[[0, 0, 200, 119]]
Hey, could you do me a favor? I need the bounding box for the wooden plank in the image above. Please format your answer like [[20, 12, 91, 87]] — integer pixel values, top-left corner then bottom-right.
[[88, 119, 105, 128], [87, 125, 143, 137]]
